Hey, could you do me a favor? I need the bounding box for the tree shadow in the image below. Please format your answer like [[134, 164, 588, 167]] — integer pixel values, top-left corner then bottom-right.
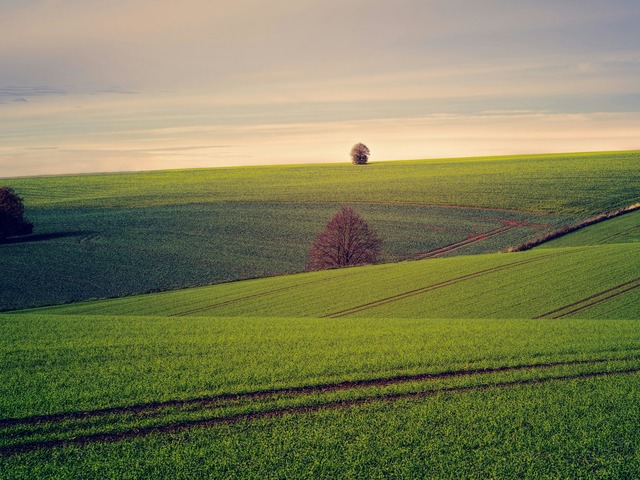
[[1, 231, 94, 245]]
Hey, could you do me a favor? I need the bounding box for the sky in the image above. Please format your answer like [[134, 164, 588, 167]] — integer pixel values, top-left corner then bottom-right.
[[1, 0, 639, 177]]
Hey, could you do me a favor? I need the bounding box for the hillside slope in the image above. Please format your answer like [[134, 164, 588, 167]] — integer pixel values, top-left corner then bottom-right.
[[2, 151, 638, 311]]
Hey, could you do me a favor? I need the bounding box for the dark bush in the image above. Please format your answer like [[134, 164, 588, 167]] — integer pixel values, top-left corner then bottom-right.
[[0, 187, 33, 242]]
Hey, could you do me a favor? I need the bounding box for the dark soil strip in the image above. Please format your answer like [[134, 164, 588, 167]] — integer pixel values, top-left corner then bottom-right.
[[2, 367, 638, 456], [0, 354, 631, 430], [416, 222, 520, 259], [534, 278, 640, 319], [322, 250, 572, 318]]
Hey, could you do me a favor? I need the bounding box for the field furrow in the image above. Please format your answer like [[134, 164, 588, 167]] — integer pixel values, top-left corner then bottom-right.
[[535, 277, 640, 318], [2, 359, 639, 456], [323, 250, 572, 318], [169, 275, 343, 317], [416, 221, 519, 258]]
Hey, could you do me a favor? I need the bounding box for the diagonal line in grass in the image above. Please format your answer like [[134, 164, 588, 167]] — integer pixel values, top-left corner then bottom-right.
[[416, 221, 520, 258], [0, 353, 633, 430], [322, 250, 573, 318], [2, 366, 639, 456], [534, 278, 640, 319], [170, 270, 366, 317], [597, 225, 640, 244]]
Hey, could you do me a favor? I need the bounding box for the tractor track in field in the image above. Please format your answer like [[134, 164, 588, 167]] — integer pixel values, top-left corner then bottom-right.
[[3, 355, 640, 456], [322, 250, 573, 318], [170, 271, 360, 317], [597, 224, 640, 244], [535, 277, 640, 319], [416, 220, 521, 259]]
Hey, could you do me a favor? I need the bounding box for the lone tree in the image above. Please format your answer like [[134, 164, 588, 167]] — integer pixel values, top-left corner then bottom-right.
[[0, 187, 33, 242], [307, 206, 382, 271], [350, 143, 370, 165]]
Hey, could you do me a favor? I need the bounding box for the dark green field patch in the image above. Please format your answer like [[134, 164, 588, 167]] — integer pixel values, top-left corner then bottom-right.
[[0, 202, 567, 311], [26, 243, 639, 320]]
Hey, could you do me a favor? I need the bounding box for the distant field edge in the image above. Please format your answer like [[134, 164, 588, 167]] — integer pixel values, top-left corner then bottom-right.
[[4, 149, 638, 180], [508, 202, 640, 252]]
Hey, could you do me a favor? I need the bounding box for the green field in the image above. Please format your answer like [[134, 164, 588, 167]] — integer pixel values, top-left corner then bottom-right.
[[2, 152, 640, 478], [2, 150, 639, 311], [539, 208, 640, 248], [0, 202, 569, 312], [23, 241, 639, 320], [6, 151, 639, 213]]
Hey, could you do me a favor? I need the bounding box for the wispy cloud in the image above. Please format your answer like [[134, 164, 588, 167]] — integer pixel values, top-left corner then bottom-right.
[[0, 0, 639, 176]]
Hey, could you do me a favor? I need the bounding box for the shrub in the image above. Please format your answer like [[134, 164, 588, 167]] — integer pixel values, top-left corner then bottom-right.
[[0, 187, 33, 242]]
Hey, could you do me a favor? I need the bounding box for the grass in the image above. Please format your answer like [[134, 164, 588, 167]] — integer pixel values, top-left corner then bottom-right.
[[2, 150, 638, 311], [2, 151, 640, 477], [0, 202, 568, 311], [23, 242, 640, 320], [5, 150, 640, 214], [3, 373, 638, 479], [538, 207, 640, 248], [1, 312, 639, 477], [2, 312, 639, 433]]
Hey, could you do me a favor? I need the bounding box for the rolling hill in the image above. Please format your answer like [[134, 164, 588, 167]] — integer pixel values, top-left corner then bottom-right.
[[2, 150, 638, 311], [1, 152, 639, 478]]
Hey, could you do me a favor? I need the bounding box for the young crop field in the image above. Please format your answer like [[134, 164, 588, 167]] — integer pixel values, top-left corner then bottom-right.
[[2, 150, 639, 311], [2, 152, 640, 477], [25, 242, 640, 320], [6, 150, 639, 214], [3, 373, 639, 478], [6, 152, 631, 312], [538, 207, 640, 248], [0, 202, 570, 311], [1, 312, 640, 478]]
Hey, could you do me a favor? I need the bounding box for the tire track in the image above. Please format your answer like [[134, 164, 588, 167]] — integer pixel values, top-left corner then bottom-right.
[[2, 364, 639, 456], [170, 271, 363, 317], [171, 278, 331, 317], [322, 250, 573, 318], [597, 224, 640, 244], [1, 354, 630, 429], [416, 221, 521, 259], [535, 277, 640, 319]]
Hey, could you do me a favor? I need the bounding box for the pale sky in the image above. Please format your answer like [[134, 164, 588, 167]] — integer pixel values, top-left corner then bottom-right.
[[1, 0, 639, 177]]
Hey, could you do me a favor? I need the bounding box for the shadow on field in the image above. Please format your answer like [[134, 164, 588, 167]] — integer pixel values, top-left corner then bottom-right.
[[1, 230, 94, 245]]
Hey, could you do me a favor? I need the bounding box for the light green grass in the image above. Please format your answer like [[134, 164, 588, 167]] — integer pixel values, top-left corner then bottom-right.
[[3, 314, 640, 419], [6, 150, 640, 214], [3, 311, 639, 477], [2, 362, 639, 478], [3, 374, 639, 479], [3, 151, 640, 477]]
